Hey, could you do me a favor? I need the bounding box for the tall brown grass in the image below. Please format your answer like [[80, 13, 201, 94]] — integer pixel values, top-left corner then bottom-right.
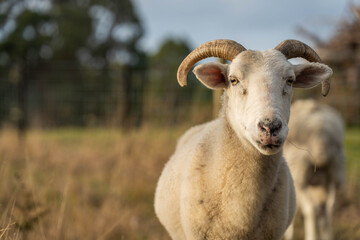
[[0, 127, 359, 239], [0, 127, 184, 240]]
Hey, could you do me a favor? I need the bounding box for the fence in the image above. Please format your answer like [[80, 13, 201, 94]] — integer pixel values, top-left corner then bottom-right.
[[0, 62, 214, 129], [0, 62, 359, 130]]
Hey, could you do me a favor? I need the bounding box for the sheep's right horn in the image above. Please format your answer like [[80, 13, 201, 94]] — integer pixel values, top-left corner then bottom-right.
[[177, 39, 246, 87], [275, 39, 330, 97]]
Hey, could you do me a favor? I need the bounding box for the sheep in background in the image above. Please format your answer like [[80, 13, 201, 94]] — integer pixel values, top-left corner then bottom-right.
[[154, 39, 333, 240], [284, 99, 345, 240]]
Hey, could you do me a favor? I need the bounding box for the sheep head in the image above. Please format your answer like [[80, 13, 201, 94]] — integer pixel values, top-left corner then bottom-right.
[[177, 39, 333, 155]]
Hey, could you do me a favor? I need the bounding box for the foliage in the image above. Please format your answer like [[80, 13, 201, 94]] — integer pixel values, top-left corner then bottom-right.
[[145, 38, 212, 125], [0, 0, 146, 128], [304, 3, 360, 126]]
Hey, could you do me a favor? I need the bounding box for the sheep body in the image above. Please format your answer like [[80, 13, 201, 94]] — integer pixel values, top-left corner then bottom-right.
[[284, 99, 345, 240], [155, 117, 296, 239]]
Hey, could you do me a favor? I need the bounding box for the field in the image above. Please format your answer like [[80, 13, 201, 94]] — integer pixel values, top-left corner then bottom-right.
[[0, 126, 359, 239]]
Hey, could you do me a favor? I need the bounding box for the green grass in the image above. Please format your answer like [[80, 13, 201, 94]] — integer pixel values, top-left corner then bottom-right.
[[345, 127, 360, 174]]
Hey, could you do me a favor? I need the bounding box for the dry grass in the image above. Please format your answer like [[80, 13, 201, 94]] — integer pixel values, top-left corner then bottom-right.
[[0, 126, 359, 239], [0, 127, 184, 240]]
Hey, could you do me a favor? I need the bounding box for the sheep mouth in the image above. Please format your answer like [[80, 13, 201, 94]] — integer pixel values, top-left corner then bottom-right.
[[262, 143, 281, 149], [256, 141, 282, 150]]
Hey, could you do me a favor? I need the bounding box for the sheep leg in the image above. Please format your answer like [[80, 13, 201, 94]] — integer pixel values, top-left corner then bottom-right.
[[320, 183, 336, 240], [283, 220, 294, 240], [299, 191, 317, 240]]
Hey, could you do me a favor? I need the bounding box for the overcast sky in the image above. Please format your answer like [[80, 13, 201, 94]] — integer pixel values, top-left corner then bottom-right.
[[133, 0, 356, 53]]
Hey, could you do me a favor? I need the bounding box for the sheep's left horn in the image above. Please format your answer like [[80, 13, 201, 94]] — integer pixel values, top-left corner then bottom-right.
[[275, 39, 330, 97]]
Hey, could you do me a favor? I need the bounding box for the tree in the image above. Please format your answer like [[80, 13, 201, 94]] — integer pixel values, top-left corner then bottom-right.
[[300, 4, 360, 125], [147, 38, 211, 125], [0, 1, 55, 132], [0, 0, 145, 129]]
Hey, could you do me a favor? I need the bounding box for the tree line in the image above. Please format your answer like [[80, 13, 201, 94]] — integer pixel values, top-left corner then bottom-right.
[[0, 0, 212, 131]]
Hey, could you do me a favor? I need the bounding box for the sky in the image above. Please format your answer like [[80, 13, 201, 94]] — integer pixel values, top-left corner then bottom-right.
[[133, 0, 357, 54]]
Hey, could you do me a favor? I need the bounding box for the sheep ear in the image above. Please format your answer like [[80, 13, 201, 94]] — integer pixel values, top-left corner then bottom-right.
[[193, 62, 228, 89], [293, 62, 333, 89]]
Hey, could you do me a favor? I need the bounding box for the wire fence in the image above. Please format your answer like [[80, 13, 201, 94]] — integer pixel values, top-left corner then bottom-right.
[[0, 64, 214, 129], [0, 63, 359, 130]]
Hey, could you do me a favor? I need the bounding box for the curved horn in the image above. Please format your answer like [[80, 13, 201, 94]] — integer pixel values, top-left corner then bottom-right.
[[177, 39, 246, 87], [275, 39, 330, 97]]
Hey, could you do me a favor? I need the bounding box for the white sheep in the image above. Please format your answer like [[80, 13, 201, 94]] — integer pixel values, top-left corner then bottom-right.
[[283, 99, 345, 240], [154, 39, 333, 240]]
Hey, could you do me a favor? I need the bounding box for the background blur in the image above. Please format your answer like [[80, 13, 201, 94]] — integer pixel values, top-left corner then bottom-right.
[[0, 0, 359, 239]]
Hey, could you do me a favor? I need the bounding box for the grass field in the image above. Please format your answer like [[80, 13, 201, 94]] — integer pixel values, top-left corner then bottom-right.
[[0, 126, 359, 239]]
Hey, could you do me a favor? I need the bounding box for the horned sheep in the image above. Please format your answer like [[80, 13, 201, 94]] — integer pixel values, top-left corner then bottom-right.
[[284, 99, 345, 240], [154, 39, 333, 240]]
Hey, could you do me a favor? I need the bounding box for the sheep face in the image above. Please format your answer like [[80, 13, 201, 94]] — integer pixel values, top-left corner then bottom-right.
[[193, 49, 332, 155]]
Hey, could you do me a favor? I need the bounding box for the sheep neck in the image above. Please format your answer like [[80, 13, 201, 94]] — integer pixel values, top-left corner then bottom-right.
[[207, 114, 284, 208], [218, 115, 282, 171], [196, 116, 284, 235]]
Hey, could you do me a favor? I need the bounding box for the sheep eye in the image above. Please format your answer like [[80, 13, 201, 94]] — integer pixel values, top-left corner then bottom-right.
[[230, 78, 239, 86], [286, 77, 294, 86]]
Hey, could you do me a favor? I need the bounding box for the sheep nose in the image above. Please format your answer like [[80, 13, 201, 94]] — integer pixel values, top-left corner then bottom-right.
[[258, 118, 282, 136]]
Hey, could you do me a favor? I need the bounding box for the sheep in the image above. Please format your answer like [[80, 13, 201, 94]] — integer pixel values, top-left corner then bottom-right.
[[283, 99, 345, 240], [154, 39, 333, 240]]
